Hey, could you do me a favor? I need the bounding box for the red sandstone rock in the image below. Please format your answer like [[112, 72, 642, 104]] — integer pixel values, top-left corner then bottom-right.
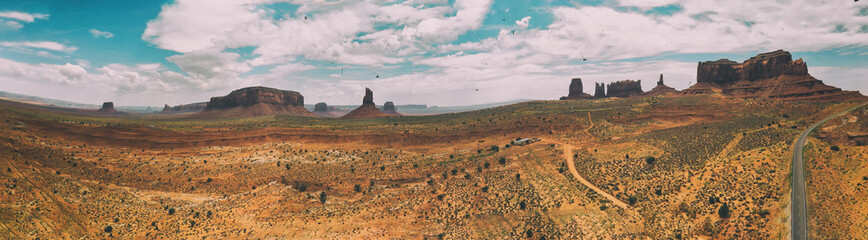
[[199, 86, 312, 117], [685, 50, 863, 101]]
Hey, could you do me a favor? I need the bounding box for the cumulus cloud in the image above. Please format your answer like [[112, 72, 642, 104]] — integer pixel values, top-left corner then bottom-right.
[[167, 49, 251, 79], [516, 16, 530, 28], [0, 41, 78, 53], [142, 0, 492, 66], [0, 11, 49, 23], [89, 29, 114, 39], [8, 0, 868, 106]]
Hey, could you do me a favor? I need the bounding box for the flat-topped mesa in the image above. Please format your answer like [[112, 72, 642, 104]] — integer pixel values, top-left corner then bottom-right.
[[313, 102, 329, 112], [201, 86, 312, 117], [697, 50, 808, 84], [161, 102, 207, 114], [98, 102, 116, 113], [560, 78, 593, 100], [606, 80, 643, 98], [206, 86, 304, 110], [687, 49, 863, 101], [594, 83, 606, 98]]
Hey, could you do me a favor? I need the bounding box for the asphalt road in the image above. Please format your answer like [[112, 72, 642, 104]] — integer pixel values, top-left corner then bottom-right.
[[791, 102, 867, 240]]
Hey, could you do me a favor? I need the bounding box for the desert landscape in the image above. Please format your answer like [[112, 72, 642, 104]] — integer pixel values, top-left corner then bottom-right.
[[0, 49, 865, 239]]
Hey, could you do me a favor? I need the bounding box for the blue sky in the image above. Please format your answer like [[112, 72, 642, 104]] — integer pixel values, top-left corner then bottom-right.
[[1, 0, 867, 106]]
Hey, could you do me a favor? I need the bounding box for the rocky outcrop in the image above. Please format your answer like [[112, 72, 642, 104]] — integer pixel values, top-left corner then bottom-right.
[[696, 50, 808, 84], [199, 86, 312, 117], [685, 50, 863, 101], [644, 74, 679, 96], [98, 102, 116, 113], [594, 83, 606, 98], [342, 88, 390, 119], [560, 78, 593, 100], [161, 102, 207, 114], [606, 80, 643, 98], [382, 101, 402, 116], [313, 102, 329, 112], [362, 88, 374, 105], [312, 102, 345, 118]]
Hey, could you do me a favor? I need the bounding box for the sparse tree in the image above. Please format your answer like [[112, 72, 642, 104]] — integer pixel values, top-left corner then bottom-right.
[[718, 203, 731, 218]]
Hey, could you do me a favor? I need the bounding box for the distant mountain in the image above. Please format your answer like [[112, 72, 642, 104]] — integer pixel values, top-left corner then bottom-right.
[[0, 91, 158, 113]]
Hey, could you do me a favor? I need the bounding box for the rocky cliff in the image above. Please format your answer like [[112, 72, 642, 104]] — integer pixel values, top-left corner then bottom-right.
[[342, 88, 390, 119], [594, 83, 606, 98], [606, 80, 643, 98], [199, 86, 312, 117], [560, 78, 593, 100], [98, 102, 116, 113], [685, 50, 863, 101], [161, 102, 207, 114], [696, 50, 808, 84]]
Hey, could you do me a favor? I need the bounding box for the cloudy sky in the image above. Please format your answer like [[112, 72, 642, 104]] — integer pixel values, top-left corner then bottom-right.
[[1, 0, 867, 107]]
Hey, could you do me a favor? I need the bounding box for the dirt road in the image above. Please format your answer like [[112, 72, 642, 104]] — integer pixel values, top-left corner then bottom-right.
[[558, 143, 629, 209]]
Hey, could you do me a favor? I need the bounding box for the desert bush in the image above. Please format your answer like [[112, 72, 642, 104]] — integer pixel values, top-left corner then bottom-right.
[[718, 204, 731, 218]]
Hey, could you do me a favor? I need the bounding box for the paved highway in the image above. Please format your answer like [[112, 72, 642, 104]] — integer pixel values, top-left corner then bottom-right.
[[791, 102, 866, 240]]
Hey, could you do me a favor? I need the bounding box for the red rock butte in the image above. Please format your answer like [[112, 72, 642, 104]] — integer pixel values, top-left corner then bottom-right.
[[342, 87, 390, 119], [97, 102, 117, 113], [199, 86, 313, 117], [683, 50, 863, 101]]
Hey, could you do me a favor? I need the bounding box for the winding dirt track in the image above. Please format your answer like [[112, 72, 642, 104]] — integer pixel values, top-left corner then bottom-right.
[[548, 141, 629, 209]]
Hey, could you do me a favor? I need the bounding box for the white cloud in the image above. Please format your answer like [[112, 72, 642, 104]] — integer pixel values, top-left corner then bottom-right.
[[142, 0, 272, 53], [142, 0, 492, 66], [0, 11, 48, 23], [2, 20, 23, 30], [89, 29, 114, 39], [516, 16, 531, 28], [167, 49, 251, 79], [0, 41, 78, 53], [618, 0, 680, 9]]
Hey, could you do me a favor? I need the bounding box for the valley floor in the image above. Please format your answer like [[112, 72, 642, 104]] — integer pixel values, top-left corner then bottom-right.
[[0, 95, 864, 239]]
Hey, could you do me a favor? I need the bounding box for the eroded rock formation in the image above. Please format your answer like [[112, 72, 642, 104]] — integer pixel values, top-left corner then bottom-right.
[[684, 50, 863, 101], [161, 102, 207, 114], [362, 88, 374, 105], [644, 74, 679, 96], [382, 101, 402, 116], [200, 86, 312, 117], [594, 83, 606, 98], [98, 102, 116, 113], [560, 78, 593, 100], [342, 88, 390, 119], [606, 80, 643, 98], [314, 102, 329, 112]]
